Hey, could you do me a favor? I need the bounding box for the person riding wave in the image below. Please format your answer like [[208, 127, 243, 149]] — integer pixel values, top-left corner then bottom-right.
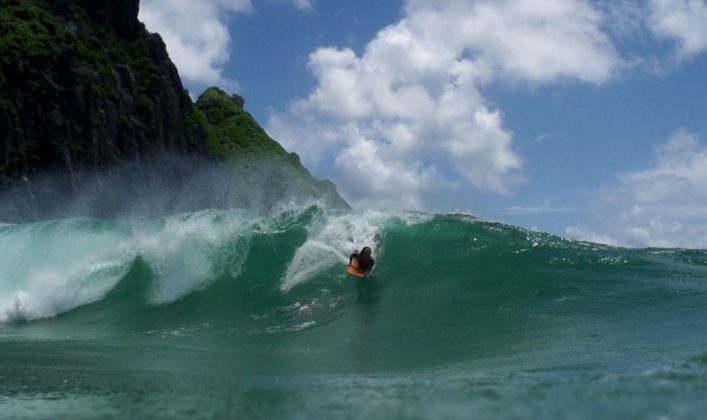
[[349, 246, 375, 272]]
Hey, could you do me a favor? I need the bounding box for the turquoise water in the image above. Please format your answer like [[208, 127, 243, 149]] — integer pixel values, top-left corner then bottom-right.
[[2, 206, 707, 419]]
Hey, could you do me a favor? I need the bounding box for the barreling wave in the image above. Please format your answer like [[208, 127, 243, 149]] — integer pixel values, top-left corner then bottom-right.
[[2, 205, 707, 369]]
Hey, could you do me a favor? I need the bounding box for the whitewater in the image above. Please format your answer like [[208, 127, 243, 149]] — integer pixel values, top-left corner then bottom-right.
[[2, 205, 707, 419]]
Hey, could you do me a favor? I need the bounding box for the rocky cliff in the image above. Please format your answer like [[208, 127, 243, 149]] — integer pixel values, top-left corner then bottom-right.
[[0, 0, 348, 220]]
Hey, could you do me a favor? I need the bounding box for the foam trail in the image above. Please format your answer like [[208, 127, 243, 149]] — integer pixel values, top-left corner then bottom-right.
[[282, 240, 347, 291], [134, 210, 253, 304]]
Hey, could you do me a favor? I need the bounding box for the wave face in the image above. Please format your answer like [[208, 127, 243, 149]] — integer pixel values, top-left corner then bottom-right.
[[2, 207, 707, 372]]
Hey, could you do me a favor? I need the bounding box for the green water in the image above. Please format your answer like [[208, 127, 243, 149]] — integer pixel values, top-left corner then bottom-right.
[[2, 207, 707, 418]]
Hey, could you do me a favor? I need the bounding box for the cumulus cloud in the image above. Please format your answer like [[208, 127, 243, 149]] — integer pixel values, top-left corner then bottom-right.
[[649, 0, 707, 60], [334, 133, 439, 210], [292, 0, 314, 11], [405, 0, 623, 84], [268, 0, 625, 210], [566, 129, 707, 249], [505, 204, 571, 216], [139, 0, 253, 89]]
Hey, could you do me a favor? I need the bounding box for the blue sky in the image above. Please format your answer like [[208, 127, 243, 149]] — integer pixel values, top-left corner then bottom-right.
[[139, 0, 707, 248]]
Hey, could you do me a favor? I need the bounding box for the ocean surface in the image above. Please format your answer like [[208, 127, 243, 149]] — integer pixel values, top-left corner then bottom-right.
[[1, 205, 707, 419]]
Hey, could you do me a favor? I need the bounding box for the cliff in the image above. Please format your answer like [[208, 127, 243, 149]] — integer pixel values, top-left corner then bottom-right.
[[0, 0, 348, 220]]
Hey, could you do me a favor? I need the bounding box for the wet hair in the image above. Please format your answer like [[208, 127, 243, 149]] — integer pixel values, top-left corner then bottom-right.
[[357, 247, 375, 270]]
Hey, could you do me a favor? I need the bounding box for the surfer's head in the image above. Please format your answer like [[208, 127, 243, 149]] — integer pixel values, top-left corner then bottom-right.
[[361, 247, 372, 257], [357, 246, 375, 271]]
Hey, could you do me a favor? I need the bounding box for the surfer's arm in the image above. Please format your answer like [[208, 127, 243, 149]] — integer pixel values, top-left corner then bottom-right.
[[349, 251, 359, 265]]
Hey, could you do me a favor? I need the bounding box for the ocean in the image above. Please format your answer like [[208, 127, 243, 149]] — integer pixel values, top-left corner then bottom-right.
[[1, 205, 707, 419]]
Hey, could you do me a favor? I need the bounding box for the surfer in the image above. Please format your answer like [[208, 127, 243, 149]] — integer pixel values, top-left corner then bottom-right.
[[349, 246, 375, 272]]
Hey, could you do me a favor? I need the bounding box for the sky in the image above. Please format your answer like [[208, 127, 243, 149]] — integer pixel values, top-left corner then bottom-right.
[[139, 0, 707, 249]]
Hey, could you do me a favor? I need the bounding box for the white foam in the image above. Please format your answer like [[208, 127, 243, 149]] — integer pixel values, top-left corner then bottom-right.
[[0, 210, 261, 321], [0, 219, 135, 322], [134, 209, 253, 304]]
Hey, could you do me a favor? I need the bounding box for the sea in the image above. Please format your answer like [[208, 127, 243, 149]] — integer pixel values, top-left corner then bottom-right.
[[1, 205, 707, 419]]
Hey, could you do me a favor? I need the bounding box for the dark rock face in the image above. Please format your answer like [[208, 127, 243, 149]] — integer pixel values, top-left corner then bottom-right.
[[0, 0, 349, 220], [77, 0, 141, 39], [53, 0, 142, 39], [0, 0, 203, 187]]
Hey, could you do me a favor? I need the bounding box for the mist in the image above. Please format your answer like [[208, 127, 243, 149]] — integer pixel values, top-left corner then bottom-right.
[[0, 155, 348, 223]]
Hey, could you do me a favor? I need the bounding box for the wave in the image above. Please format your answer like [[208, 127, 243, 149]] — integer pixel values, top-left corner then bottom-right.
[[0, 205, 395, 322], [2, 206, 706, 364]]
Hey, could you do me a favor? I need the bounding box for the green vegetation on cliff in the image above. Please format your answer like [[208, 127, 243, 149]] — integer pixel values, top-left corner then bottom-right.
[[193, 87, 349, 209], [195, 87, 302, 166]]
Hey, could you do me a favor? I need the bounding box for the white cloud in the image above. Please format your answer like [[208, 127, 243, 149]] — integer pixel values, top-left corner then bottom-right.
[[139, 0, 253, 89], [293, 0, 314, 11], [334, 132, 439, 210], [405, 0, 623, 84], [566, 129, 707, 249], [506, 204, 571, 216], [649, 0, 707, 59], [564, 226, 621, 247], [268, 0, 626, 210]]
